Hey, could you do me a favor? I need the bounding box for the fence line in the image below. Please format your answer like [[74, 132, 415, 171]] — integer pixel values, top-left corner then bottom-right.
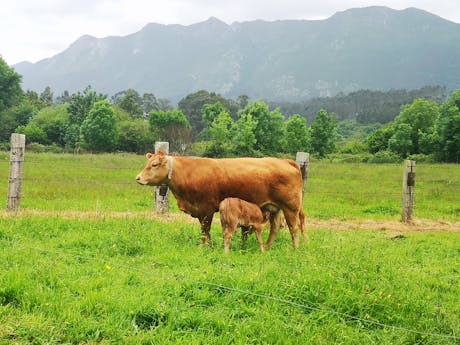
[[0, 236, 457, 341], [3, 139, 458, 218]]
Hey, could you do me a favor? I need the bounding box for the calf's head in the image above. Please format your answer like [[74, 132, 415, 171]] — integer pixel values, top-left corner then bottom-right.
[[136, 151, 170, 186]]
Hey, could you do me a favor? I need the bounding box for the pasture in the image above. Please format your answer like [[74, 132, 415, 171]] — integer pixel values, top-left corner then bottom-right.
[[0, 152, 459, 344]]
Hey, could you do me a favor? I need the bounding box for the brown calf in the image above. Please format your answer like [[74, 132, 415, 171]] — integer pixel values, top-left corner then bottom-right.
[[219, 198, 269, 253]]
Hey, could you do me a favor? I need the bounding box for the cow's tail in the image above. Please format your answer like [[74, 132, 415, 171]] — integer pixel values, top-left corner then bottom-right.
[[299, 209, 307, 241]]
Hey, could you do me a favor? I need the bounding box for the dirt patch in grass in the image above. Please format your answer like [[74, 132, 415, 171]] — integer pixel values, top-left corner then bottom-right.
[[307, 218, 460, 234], [1, 210, 459, 234]]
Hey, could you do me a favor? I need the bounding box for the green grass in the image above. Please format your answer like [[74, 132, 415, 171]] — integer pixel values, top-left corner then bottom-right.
[[305, 161, 460, 221], [0, 216, 459, 344], [0, 152, 459, 343]]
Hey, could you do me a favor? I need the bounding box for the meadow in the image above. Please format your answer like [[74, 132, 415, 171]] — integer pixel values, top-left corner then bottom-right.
[[0, 152, 459, 344]]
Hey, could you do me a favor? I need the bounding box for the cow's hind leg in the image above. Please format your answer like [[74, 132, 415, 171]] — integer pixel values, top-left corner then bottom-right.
[[284, 209, 300, 249], [265, 210, 283, 249], [199, 214, 214, 247], [241, 226, 250, 247]]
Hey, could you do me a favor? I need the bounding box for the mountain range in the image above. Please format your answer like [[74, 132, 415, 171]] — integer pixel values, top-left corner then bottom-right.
[[13, 6, 460, 102]]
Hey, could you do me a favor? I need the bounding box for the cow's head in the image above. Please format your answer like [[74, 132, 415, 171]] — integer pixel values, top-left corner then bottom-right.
[[136, 151, 171, 186]]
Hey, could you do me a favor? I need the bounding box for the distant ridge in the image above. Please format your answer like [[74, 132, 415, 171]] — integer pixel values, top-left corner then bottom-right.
[[14, 6, 460, 102]]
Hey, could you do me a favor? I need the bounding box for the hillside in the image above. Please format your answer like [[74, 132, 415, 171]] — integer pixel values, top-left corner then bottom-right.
[[14, 6, 460, 102]]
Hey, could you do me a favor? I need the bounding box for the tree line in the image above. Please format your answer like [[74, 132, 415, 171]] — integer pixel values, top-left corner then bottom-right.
[[0, 56, 458, 162]]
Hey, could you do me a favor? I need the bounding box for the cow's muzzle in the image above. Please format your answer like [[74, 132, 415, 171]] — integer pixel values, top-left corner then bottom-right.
[[136, 175, 146, 185]]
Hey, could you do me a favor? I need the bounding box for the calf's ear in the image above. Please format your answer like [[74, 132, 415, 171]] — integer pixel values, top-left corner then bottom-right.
[[146, 153, 153, 159]]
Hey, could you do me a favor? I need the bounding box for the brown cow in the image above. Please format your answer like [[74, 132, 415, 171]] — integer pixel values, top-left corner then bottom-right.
[[136, 151, 305, 249], [219, 197, 269, 253]]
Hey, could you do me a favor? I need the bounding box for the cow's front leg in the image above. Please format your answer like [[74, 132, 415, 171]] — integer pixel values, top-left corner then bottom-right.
[[199, 214, 214, 247]]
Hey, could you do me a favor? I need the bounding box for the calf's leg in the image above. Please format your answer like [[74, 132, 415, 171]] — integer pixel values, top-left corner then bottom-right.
[[222, 222, 236, 254]]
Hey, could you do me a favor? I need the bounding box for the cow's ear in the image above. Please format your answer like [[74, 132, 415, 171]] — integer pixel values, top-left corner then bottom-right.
[[146, 153, 153, 159]]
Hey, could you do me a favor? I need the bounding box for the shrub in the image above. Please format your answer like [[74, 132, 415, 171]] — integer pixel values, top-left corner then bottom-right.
[[368, 150, 401, 163]]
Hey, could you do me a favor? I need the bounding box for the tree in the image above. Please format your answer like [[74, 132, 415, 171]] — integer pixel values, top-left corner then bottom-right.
[[116, 89, 143, 118], [310, 109, 338, 157], [0, 110, 18, 142], [56, 90, 71, 104], [149, 109, 191, 152], [388, 123, 413, 157], [23, 104, 69, 145], [200, 102, 226, 140], [366, 123, 394, 153], [39, 86, 54, 106], [157, 98, 172, 111], [0, 57, 23, 113], [394, 98, 440, 154], [285, 114, 311, 154], [118, 119, 152, 153], [141, 93, 160, 114], [436, 90, 460, 162], [240, 101, 285, 154], [232, 113, 257, 156], [66, 86, 106, 148], [68, 85, 106, 126], [205, 110, 234, 157], [24, 90, 47, 110], [237, 94, 249, 109], [178, 90, 238, 134], [81, 101, 119, 152], [16, 122, 47, 144], [0, 98, 39, 143]]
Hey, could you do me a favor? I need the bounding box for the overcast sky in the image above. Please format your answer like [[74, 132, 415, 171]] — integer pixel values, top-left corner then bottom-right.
[[1, 0, 459, 65]]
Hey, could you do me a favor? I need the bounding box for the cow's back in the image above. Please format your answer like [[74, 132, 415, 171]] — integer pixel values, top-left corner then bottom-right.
[[210, 157, 302, 209]]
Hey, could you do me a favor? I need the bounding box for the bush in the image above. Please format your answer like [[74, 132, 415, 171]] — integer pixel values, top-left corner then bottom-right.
[[339, 140, 368, 154], [26, 143, 65, 153], [407, 153, 437, 163], [368, 150, 401, 163], [0, 142, 10, 151], [325, 153, 373, 163]]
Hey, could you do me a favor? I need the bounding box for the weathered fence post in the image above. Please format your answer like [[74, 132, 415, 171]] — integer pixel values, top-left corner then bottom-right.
[[155, 141, 170, 214], [402, 160, 416, 222], [7, 133, 26, 211], [296, 152, 310, 199]]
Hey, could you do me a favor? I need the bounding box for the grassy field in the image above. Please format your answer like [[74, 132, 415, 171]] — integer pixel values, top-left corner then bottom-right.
[[0, 152, 459, 344], [0, 215, 459, 344]]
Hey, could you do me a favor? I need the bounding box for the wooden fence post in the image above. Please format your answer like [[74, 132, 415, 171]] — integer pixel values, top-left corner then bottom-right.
[[155, 142, 169, 214], [7, 133, 26, 211], [296, 152, 310, 199], [402, 160, 416, 222]]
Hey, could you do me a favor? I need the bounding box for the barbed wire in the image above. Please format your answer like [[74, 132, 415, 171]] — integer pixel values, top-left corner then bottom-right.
[[0, 237, 458, 341]]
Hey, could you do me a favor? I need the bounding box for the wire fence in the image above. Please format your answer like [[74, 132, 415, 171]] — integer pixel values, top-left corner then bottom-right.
[[1, 236, 458, 341], [1, 150, 459, 221]]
